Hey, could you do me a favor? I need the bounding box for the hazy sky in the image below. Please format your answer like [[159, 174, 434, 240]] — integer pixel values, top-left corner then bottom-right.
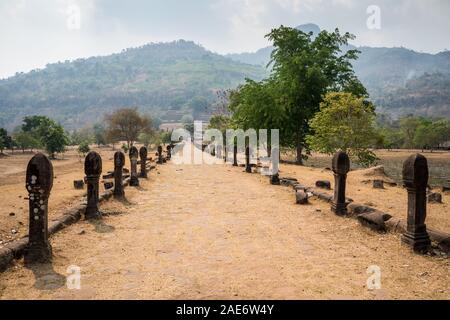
[[1, 0, 450, 79]]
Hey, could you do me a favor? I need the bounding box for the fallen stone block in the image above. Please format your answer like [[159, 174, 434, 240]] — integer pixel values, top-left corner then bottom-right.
[[295, 190, 309, 205], [428, 192, 443, 204], [347, 203, 376, 215], [373, 180, 384, 189], [357, 211, 392, 232], [104, 182, 114, 190], [315, 180, 331, 190], [73, 180, 84, 190]]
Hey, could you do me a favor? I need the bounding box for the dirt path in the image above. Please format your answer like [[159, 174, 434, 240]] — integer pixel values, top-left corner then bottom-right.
[[0, 161, 448, 300]]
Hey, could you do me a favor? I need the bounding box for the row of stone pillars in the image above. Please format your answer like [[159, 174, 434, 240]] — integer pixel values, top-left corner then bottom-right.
[[330, 151, 431, 253], [24, 145, 167, 264]]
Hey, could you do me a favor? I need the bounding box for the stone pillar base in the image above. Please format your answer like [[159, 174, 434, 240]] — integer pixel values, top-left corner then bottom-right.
[[85, 208, 101, 220], [130, 177, 139, 187], [24, 242, 52, 264], [401, 231, 431, 253], [331, 202, 348, 216]]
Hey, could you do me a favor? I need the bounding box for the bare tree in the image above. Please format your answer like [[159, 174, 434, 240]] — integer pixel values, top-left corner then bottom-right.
[[105, 108, 153, 148]]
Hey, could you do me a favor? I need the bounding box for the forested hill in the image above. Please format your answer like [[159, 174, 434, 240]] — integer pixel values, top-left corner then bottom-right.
[[0, 40, 268, 130]]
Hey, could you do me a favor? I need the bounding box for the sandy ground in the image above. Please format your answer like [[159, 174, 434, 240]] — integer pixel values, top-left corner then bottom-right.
[[279, 163, 450, 233], [0, 158, 448, 300], [0, 147, 127, 246]]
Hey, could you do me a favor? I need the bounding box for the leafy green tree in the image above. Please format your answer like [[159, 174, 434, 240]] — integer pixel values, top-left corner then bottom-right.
[[138, 132, 153, 148], [0, 128, 14, 154], [77, 141, 90, 157], [35, 118, 69, 158], [230, 26, 367, 164], [208, 115, 232, 134], [307, 92, 379, 167], [21, 116, 48, 133], [399, 116, 429, 149], [93, 124, 107, 146], [413, 119, 450, 150], [13, 130, 41, 153]]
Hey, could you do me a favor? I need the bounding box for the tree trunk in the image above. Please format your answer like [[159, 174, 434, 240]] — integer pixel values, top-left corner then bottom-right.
[[296, 145, 303, 165]]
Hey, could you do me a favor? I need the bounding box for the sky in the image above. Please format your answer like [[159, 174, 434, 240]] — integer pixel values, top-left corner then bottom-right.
[[1, 0, 450, 79]]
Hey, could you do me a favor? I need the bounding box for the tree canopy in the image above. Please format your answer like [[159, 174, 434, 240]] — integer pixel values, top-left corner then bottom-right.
[[229, 26, 368, 163]]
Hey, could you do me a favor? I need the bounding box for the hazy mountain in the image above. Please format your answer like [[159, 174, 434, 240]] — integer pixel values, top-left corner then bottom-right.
[[1, 24, 449, 132], [227, 24, 450, 118], [226, 23, 321, 67], [0, 40, 268, 130]]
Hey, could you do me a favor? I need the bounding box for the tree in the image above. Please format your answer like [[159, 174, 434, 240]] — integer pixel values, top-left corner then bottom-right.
[[399, 116, 428, 149], [40, 121, 70, 158], [77, 141, 90, 157], [93, 124, 107, 146], [105, 108, 153, 148], [0, 128, 14, 154], [13, 130, 41, 153], [189, 96, 209, 119], [138, 132, 154, 148], [208, 115, 232, 134], [230, 26, 367, 164], [22, 116, 48, 133], [413, 119, 450, 150], [307, 92, 379, 167]]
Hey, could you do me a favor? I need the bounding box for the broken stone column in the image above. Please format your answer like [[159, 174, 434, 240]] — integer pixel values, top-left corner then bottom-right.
[[401, 154, 431, 252], [113, 151, 125, 199], [24, 153, 54, 264], [331, 151, 350, 216], [139, 146, 148, 178], [245, 146, 252, 173], [85, 151, 102, 220], [129, 146, 139, 187], [157, 145, 164, 164]]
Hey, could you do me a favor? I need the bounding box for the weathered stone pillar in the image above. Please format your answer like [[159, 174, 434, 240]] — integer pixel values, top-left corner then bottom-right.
[[85, 151, 102, 219], [269, 147, 280, 185], [166, 145, 172, 160], [233, 142, 238, 167], [24, 153, 53, 264], [216, 144, 222, 160], [331, 151, 350, 216], [113, 151, 125, 199], [129, 146, 139, 187], [157, 145, 164, 164], [245, 146, 252, 173], [139, 146, 148, 178], [401, 154, 431, 253]]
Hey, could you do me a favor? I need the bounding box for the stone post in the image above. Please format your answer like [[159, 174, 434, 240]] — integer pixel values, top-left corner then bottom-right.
[[157, 146, 164, 164], [269, 147, 280, 185], [166, 145, 172, 160], [129, 146, 139, 187], [24, 153, 53, 264], [331, 151, 350, 216], [113, 151, 125, 199], [233, 142, 238, 167], [139, 146, 148, 178], [401, 154, 431, 253], [245, 146, 252, 173], [216, 144, 222, 160], [85, 151, 102, 219]]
